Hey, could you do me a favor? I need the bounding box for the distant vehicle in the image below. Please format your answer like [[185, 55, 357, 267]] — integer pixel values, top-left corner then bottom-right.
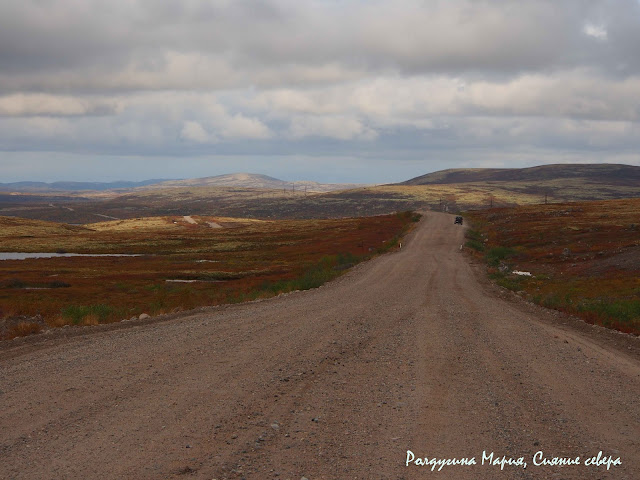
[[454, 216, 463, 225]]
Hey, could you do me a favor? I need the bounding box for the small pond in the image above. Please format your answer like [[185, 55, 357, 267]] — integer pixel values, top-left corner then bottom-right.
[[0, 252, 144, 260]]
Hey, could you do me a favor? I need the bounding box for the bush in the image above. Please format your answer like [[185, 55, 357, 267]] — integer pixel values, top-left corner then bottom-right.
[[489, 272, 524, 292], [576, 299, 640, 326], [465, 239, 485, 252], [396, 211, 421, 223], [4, 321, 43, 339], [464, 229, 485, 252], [61, 304, 115, 325], [2, 279, 70, 289], [6, 279, 27, 289], [256, 253, 365, 297], [465, 229, 482, 241], [485, 246, 516, 266], [532, 295, 640, 332], [538, 294, 563, 309], [377, 235, 400, 254]]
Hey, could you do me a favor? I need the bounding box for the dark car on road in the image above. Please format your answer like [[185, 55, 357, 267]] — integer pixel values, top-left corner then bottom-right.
[[454, 216, 463, 225]]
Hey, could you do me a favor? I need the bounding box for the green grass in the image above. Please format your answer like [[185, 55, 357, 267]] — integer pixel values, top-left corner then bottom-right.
[[61, 304, 118, 324], [464, 229, 485, 252], [531, 295, 640, 331], [257, 253, 362, 296], [576, 299, 640, 326], [538, 294, 564, 309], [485, 246, 517, 266], [488, 272, 525, 292]]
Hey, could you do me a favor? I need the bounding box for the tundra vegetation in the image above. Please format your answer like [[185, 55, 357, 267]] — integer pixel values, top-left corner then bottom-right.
[[465, 198, 640, 334], [0, 211, 420, 339]]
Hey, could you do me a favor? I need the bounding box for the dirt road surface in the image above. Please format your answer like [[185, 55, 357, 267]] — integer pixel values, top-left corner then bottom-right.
[[1, 212, 638, 479]]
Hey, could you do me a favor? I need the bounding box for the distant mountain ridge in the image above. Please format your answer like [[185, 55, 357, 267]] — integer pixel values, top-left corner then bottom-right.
[[152, 173, 290, 190], [135, 173, 366, 193], [0, 173, 367, 194], [0, 179, 169, 192], [400, 163, 640, 186]]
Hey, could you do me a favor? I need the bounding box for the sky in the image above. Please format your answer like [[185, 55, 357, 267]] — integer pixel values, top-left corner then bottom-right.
[[1, 0, 640, 184]]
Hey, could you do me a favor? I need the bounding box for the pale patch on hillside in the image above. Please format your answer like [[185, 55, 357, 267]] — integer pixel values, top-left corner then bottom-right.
[[85, 215, 265, 231], [0, 216, 89, 237], [145, 173, 368, 193]]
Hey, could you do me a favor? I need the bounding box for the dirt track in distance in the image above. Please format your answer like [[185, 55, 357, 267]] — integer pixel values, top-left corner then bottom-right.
[[1, 211, 638, 479]]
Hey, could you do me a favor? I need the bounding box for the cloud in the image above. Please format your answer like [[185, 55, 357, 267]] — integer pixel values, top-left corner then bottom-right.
[[0, 0, 639, 182], [180, 121, 213, 144], [289, 115, 377, 140], [0, 93, 119, 116], [583, 23, 608, 41], [248, 72, 640, 123], [2, 0, 640, 94], [221, 114, 271, 139]]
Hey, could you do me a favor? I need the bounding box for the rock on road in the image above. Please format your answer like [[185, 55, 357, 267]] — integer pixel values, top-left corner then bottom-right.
[[1, 212, 638, 479]]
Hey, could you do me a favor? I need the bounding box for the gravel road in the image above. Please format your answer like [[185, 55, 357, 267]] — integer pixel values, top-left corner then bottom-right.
[[1, 211, 638, 479]]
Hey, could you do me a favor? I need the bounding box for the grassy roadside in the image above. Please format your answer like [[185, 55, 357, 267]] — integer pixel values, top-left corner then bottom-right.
[[1, 211, 420, 340], [463, 199, 640, 335]]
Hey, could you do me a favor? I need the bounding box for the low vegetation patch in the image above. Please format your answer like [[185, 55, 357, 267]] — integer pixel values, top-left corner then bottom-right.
[[6, 321, 44, 338], [464, 229, 486, 252], [488, 271, 525, 292], [60, 304, 118, 325], [0, 212, 419, 339], [485, 246, 517, 267], [1, 278, 71, 289], [466, 198, 640, 335], [254, 253, 362, 299]]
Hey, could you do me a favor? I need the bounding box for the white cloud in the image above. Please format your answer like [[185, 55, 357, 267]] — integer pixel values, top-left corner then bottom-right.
[[221, 114, 271, 139], [289, 115, 377, 140], [180, 121, 213, 143], [583, 23, 608, 41], [245, 72, 640, 126]]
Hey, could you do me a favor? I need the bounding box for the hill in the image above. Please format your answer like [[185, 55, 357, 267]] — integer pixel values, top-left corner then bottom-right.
[[0, 215, 90, 238], [400, 163, 640, 186], [0, 173, 366, 194], [2, 164, 638, 224], [149, 173, 366, 192], [151, 173, 284, 190]]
